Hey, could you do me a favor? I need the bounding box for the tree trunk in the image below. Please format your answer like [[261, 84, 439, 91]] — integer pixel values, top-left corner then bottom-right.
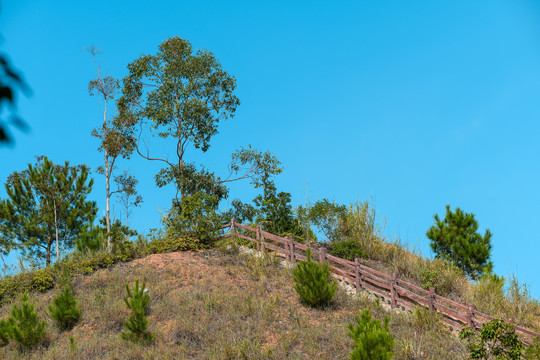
[[105, 151, 111, 252], [177, 139, 184, 198], [104, 95, 112, 253], [46, 237, 52, 267], [54, 199, 60, 263]]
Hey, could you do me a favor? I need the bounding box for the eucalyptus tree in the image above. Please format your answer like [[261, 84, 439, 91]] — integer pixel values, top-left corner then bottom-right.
[[0, 156, 97, 266], [86, 47, 136, 252], [117, 37, 279, 201]]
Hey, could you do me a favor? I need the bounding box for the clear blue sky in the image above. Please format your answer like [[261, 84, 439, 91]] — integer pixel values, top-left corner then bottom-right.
[[1, 0, 540, 298]]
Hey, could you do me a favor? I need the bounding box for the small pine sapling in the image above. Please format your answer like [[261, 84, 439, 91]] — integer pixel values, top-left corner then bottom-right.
[[292, 248, 337, 307], [121, 279, 154, 343], [48, 287, 81, 330], [347, 309, 394, 360], [459, 318, 524, 360], [6, 294, 46, 349], [0, 319, 10, 347]]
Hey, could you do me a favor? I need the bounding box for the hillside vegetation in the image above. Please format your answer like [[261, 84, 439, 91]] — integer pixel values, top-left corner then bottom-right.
[[0, 244, 471, 359]]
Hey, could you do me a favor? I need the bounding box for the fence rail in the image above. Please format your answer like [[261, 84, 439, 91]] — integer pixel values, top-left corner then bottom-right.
[[222, 219, 540, 344]]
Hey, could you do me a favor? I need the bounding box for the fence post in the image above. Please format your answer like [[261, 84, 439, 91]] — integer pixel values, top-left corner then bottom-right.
[[288, 236, 296, 264], [467, 304, 475, 329], [259, 227, 266, 254], [255, 226, 261, 252], [230, 218, 236, 236], [319, 247, 327, 264], [428, 287, 435, 311], [354, 258, 363, 290], [390, 272, 397, 309]]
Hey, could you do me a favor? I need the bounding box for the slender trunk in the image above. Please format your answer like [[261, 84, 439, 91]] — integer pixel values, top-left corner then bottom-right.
[[104, 95, 112, 253], [126, 205, 129, 228], [105, 151, 111, 252], [46, 237, 52, 267], [178, 139, 184, 198], [0, 252, 6, 277], [54, 199, 60, 263]]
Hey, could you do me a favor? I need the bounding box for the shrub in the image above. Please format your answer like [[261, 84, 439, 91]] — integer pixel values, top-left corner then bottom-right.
[[459, 318, 523, 360], [469, 273, 505, 317], [6, 294, 46, 349], [329, 239, 368, 261], [525, 338, 540, 360], [0, 319, 9, 347], [163, 191, 222, 244], [427, 205, 492, 280], [347, 309, 394, 360], [121, 279, 154, 343], [292, 248, 337, 307], [48, 287, 81, 330], [147, 237, 202, 254]]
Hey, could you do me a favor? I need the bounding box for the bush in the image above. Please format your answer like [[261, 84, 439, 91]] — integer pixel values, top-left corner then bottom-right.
[[121, 279, 154, 343], [292, 248, 337, 307], [0, 319, 9, 347], [459, 318, 523, 360], [347, 309, 394, 360], [147, 237, 202, 254], [163, 191, 222, 244], [525, 338, 540, 360], [330, 239, 368, 261], [48, 287, 81, 330], [6, 294, 46, 349]]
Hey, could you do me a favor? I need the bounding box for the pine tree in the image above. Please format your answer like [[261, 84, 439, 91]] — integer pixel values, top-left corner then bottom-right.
[[0, 318, 10, 347], [6, 294, 46, 349], [48, 287, 81, 331], [347, 309, 394, 360], [292, 248, 337, 307], [121, 279, 154, 343], [427, 205, 492, 280]]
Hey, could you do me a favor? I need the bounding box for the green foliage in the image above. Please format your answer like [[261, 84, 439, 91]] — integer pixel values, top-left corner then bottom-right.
[[6, 294, 46, 349], [525, 338, 540, 360], [292, 248, 337, 307], [121, 279, 154, 343], [427, 205, 492, 280], [0, 318, 10, 347], [147, 237, 202, 254], [48, 287, 81, 330], [163, 191, 222, 243], [117, 36, 240, 197], [253, 174, 304, 238], [305, 199, 347, 242], [460, 319, 524, 360], [329, 239, 368, 260], [347, 309, 394, 360], [0, 156, 97, 266]]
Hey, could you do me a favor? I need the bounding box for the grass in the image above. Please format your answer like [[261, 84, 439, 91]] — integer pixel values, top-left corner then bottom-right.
[[0, 246, 468, 359]]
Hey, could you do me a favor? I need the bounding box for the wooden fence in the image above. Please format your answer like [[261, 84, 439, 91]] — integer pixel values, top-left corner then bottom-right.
[[221, 219, 540, 345]]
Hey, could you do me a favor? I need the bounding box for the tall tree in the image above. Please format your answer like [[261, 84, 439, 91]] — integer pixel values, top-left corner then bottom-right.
[[86, 47, 135, 252], [117, 36, 241, 198], [0, 156, 97, 266], [426, 205, 493, 280]]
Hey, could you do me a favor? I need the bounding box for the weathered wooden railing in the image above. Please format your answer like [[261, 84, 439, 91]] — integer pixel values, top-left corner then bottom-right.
[[221, 219, 540, 344]]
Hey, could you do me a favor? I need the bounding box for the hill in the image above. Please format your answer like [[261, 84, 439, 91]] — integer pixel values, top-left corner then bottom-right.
[[0, 246, 468, 359]]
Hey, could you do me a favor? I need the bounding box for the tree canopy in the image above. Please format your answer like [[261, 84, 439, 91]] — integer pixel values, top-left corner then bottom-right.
[[426, 205, 493, 280], [0, 156, 97, 266]]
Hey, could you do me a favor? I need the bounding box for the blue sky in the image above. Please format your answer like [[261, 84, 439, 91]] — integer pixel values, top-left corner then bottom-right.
[[1, 0, 540, 298]]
